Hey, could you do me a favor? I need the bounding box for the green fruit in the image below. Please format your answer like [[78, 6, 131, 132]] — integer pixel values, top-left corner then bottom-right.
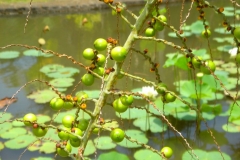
[[153, 22, 164, 31], [57, 142, 72, 157], [192, 56, 202, 69], [50, 97, 64, 111], [145, 27, 155, 37], [200, 60, 216, 74], [110, 128, 125, 142], [32, 127, 48, 137], [160, 146, 173, 158], [77, 119, 89, 131], [83, 48, 95, 60], [156, 83, 167, 94], [69, 128, 83, 141], [236, 54, 240, 64], [93, 67, 104, 77], [113, 98, 129, 113], [157, 15, 167, 23], [70, 139, 81, 147], [81, 73, 95, 86], [96, 54, 106, 66], [233, 27, 240, 40], [58, 128, 70, 140], [62, 115, 75, 128], [76, 91, 88, 102], [92, 127, 100, 134], [201, 29, 211, 38], [164, 92, 176, 103], [23, 113, 37, 126], [94, 38, 108, 51], [110, 46, 127, 62], [120, 95, 134, 105], [62, 101, 74, 110]]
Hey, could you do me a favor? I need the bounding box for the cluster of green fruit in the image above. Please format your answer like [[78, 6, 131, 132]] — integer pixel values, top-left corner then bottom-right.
[[113, 95, 134, 113], [156, 83, 176, 103], [145, 15, 167, 37], [191, 57, 216, 75], [81, 38, 128, 86], [233, 27, 240, 64]]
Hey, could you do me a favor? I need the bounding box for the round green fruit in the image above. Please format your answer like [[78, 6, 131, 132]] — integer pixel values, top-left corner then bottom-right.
[[69, 128, 83, 141], [70, 139, 81, 147], [93, 67, 104, 77], [81, 73, 95, 86], [153, 22, 164, 31], [192, 56, 202, 69], [110, 46, 127, 62], [32, 127, 48, 137], [145, 27, 155, 37], [83, 48, 95, 60], [200, 60, 216, 75], [156, 83, 167, 94], [201, 29, 211, 38], [50, 97, 64, 111], [94, 38, 108, 51], [58, 128, 70, 140], [157, 15, 167, 23], [110, 128, 125, 143], [96, 54, 106, 66], [164, 92, 176, 103], [113, 98, 129, 113], [236, 54, 240, 64], [233, 27, 240, 40], [62, 101, 74, 110], [76, 91, 88, 102], [23, 113, 37, 126], [62, 115, 75, 128], [120, 95, 134, 105], [92, 127, 100, 134], [77, 119, 89, 131], [160, 146, 173, 159], [57, 142, 72, 157]]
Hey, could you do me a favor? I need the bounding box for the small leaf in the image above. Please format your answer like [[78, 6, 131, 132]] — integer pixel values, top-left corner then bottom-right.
[[0, 112, 12, 122], [49, 78, 75, 88], [39, 142, 56, 154], [37, 115, 51, 124], [190, 21, 205, 34], [222, 123, 240, 133], [98, 151, 129, 160], [0, 51, 20, 59], [94, 136, 116, 150], [5, 134, 38, 149], [84, 140, 96, 156], [0, 122, 12, 134], [116, 108, 147, 119], [27, 89, 59, 104], [23, 49, 52, 57], [134, 149, 161, 160], [1, 127, 27, 139]]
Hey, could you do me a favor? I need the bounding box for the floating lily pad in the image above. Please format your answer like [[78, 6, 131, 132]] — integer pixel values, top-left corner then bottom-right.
[[116, 108, 147, 119], [133, 116, 167, 133], [27, 89, 59, 104], [192, 49, 210, 60], [98, 151, 129, 160], [43, 128, 59, 141], [49, 78, 75, 88], [72, 140, 95, 156], [40, 64, 64, 74], [39, 142, 56, 154], [0, 142, 4, 151], [214, 28, 230, 34], [217, 45, 233, 52], [118, 130, 148, 148], [182, 149, 231, 160], [223, 11, 235, 17], [134, 149, 161, 160], [94, 136, 116, 150], [31, 157, 54, 160], [213, 37, 233, 43], [37, 115, 51, 124], [1, 127, 27, 139], [102, 120, 119, 129], [5, 134, 38, 149], [0, 51, 20, 59], [0, 122, 12, 134], [0, 112, 12, 122], [12, 120, 25, 127], [190, 21, 205, 34], [222, 123, 240, 133], [46, 67, 80, 78], [172, 110, 197, 120], [168, 31, 192, 38], [23, 49, 53, 57], [28, 140, 42, 152]]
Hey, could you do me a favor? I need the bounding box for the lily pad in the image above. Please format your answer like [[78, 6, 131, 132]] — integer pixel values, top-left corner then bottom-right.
[[28, 140, 42, 152], [0, 122, 12, 134], [1, 127, 27, 139], [31, 157, 54, 160], [40, 64, 64, 74], [222, 123, 240, 133], [116, 107, 147, 119], [12, 120, 25, 127], [72, 140, 95, 156], [0, 51, 20, 59], [133, 116, 167, 133], [134, 149, 161, 160], [102, 120, 119, 129], [43, 128, 59, 141], [94, 136, 116, 150], [217, 45, 233, 52], [190, 21, 205, 34], [98, 151, 129, 160], [214, 28, 230, 34], [5, 134, 38, 149], [172, 110, 197, 120], [27, 89, 59, 104], [0, 112, 12, 122], [46, 67, 80, 78], [168, 31, 192, 38], [0, 142, 4, 151], [182, 149, 231, 160], [39, 142, 56, 154], [37, 115, 51, 124], [23, 49, 53, 57], [49, 78, 75, 88], [118, 130, 148, 148]]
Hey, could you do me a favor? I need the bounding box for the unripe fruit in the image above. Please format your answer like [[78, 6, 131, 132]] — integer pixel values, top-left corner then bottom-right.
[[32, 127, 48, 137], [201, 29, 211, 38], [145, 27, 155, 37], [62, 115, 75, 128], [94, 38, 107, 51], [81, 73, 95, 86], [160, 146, 173, 158], [191, 56, 202, 69], [110, 128, 125, 142], [233, 27, 240, 40], [50, 97, 64, 111], [57, 142, 72, 157], [110, 46, 127, 62], [200, 60, 216, 74], [113, 98, 129, 113], [82, 48, 95, 60], [23, 113, 37, 126]]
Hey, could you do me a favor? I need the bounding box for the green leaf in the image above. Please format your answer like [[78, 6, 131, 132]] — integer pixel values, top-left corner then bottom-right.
[[39, 142, 56, 154], [116, 107, 147, 119], [0, 142, 4, 151], [192, 49, 210, 60], [31, 157, 54, 160], [5, 134, 38, 149], [201, 104, 222, 115], [28, 140, 41, 151], [133, 116, 167, 133], [190, 21, 205, 34], [1, 127, 27, 139], [84, 140, 96, 156], [0, 122, 12, 134], [134, 149, 161, 160], [102, 120, 119, 129], [0, 51, 20, 59], [37, 115, 51, 124], [45, 67, 80, 78], [172, 110, 196, 120], [0, 112, 12, 122], [98, 151, 129, 160], [94, 136, 116, 150], [217, 45, 233, 52], [43, 128, 60, 141], [12, 120, 25, 127], [49, 78, 75, 88], [168, 31, 192, 38], [214, 28, 230, 34], [182, 149, 231, 160], [222, 123, 240, 133], [77, 90, 100, 99], [163, 53, 183, 68], [118, 130, 148, 148], [27, 89, 59, 104], [23, 49, 53, 57]]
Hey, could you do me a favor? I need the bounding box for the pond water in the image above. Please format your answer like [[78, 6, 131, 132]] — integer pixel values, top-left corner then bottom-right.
[[0, 0, 240, 160]]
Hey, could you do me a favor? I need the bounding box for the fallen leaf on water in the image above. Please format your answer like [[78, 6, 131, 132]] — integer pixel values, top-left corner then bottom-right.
[[0, 97, 17, 109]]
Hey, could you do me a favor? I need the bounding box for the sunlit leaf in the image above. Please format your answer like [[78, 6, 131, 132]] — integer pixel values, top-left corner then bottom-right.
[[102, 120, 119, 129], [23, 49, 53, 57], [27, 89, 59, 104], [168, 31, 192, 38], [40, 64, 64, 74], [49, 78, 75, 88], [39, 142, 56, 154], [118, 130, 148, 148], [98, 151, 129, 160], [134, 149, 161, 160], [192, 49, 210, 60], [172, 110, 196, 120], [5, 134, 37, 149], [0, 142, 4, 151], [0, 122, 12, 134], [222, 123, 240, 133], [0, 51, 20, 59], [31, 157, 54, 160], [28, 140, 41, 152], [94, 136, 116, 150], [190, 21, 205, 34], [37, 115, 51, 124], [217, 45, 233, 52], [46, 67, 80, 78], [12, 120, 25, 127], [133, 116, 167, 133], [84, 140, 96, 156], [116, 107, 147, 119], [43, 128, 59, 141], [1, 127, 27, 139], [0, 112, 12, 122], [76, 90, 100, 99], [214, 28, 230, 34]]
